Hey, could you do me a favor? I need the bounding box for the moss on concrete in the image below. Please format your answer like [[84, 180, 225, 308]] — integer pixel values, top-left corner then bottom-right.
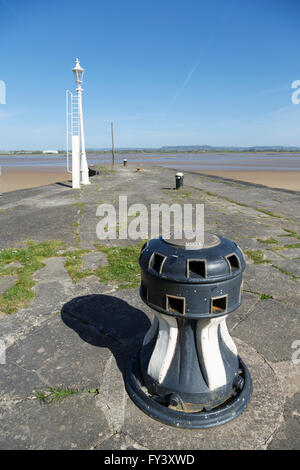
[[0, 240, 65, 315]]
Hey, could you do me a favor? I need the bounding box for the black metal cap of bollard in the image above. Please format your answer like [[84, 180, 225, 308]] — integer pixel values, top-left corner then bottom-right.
[[139, 233, 245, 319]]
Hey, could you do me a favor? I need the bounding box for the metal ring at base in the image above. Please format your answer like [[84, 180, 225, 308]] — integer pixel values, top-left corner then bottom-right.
[[125, 351, 252, 429]]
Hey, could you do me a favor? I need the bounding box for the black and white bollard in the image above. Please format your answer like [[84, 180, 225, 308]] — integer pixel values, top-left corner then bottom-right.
[[123, 159, 127, 167], [175, 172, 184, 189], [125, 233, 252, 428]]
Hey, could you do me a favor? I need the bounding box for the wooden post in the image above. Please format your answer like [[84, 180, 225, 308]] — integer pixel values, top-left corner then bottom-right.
[[111, 121, 115, 167]]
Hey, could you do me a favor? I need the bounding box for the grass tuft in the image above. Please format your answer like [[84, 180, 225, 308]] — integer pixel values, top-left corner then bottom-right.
[[257, 237, 278, 245], [94, 242, 144, 289], [255, 208, 281, 218], [0, 240, 64, 315], [260, 293, 273, 300], [244, 250, 270, 264], [278, 229, 300, 240], [284, 243, 300, 249], [64, 249, 93, 282], [35, 387, 79, 404]]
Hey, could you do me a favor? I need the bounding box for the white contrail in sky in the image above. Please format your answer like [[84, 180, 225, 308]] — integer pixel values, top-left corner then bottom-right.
[[170, 55, 202, 105]]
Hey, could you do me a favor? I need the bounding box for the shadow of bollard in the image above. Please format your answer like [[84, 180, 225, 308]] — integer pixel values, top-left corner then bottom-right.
[[61, 294, 151, 377]]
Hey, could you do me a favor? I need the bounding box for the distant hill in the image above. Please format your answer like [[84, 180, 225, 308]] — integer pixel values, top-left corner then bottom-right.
[[2, 145, 300, 155], [160, 145, 300, 151]]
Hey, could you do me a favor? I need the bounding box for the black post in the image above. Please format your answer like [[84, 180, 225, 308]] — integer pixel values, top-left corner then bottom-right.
[[111, 121, 115, 168], [175, 172, 184, 189]]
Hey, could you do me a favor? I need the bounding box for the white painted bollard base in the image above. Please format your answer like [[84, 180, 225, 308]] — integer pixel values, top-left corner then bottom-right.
[[146, 314, 238, 391]]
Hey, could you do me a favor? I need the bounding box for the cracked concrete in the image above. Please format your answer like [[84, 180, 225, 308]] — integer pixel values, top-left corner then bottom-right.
[[0, 166, 299, 449]]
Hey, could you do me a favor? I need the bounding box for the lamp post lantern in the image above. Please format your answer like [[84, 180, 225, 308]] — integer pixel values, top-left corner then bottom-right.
[[72, 58, 90, 185]]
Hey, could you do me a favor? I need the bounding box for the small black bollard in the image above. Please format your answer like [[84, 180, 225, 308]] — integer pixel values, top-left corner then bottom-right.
[[123, 159, 127, 167], [175, 172, 184, 189], [88, 165, 99, 177]]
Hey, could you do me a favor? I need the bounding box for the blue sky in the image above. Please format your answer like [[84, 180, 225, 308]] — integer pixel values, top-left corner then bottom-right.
[[1, 0, 300, 149]]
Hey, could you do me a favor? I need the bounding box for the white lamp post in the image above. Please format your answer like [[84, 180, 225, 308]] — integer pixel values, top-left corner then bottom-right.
[[72, 58, 90, 185]]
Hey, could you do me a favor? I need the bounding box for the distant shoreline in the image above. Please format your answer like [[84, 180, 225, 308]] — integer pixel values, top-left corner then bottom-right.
[[2, 149, 300, 156]]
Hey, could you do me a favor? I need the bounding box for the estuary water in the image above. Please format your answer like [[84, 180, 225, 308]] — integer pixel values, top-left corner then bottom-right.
[[1, 152, 300, 171]]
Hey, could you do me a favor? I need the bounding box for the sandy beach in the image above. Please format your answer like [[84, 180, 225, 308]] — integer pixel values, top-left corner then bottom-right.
[[0, 167, 71, 193], [1, 161, 300, 193], [192, 169, 300, 192], [125, 160, 300, 192]]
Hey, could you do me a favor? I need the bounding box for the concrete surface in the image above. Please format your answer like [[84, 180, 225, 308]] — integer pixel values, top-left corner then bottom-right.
[[0, 166, 299, 450]]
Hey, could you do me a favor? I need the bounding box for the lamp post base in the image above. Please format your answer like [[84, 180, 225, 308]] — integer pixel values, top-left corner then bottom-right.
[[80, 171, 91, 185], [125, 351, 252, 429]]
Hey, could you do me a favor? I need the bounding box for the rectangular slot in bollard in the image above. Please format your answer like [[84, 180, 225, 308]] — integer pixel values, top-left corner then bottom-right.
[[166, 294, 186, 315], [211, 295, 228, 314]]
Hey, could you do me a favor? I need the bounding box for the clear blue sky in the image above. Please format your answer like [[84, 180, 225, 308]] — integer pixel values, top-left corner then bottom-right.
[[1, 0, 300, 150]]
